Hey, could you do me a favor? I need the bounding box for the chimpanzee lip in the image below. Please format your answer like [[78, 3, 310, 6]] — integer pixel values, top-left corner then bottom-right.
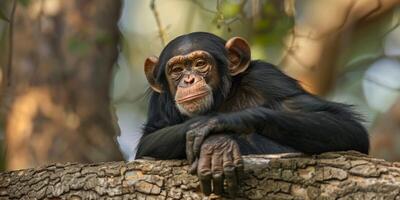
[[176, 91, 209, 103]]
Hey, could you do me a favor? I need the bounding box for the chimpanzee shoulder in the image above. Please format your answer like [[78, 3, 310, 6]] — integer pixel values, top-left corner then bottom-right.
[[223, 60, 306, 110]]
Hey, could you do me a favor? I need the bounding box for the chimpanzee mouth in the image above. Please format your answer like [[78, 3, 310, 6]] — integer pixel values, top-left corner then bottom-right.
[[175, 91, 210, 103], [176, 91, 213, 117]]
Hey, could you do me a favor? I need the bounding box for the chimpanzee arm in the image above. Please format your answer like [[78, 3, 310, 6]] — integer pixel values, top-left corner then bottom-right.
[[186, 62, 369, 159], [215, 94, 369, 154], [135, 123, 189, 159]]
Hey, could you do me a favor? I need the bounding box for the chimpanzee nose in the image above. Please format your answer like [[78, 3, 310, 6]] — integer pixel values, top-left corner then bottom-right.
[[183, 75, 196, 85]]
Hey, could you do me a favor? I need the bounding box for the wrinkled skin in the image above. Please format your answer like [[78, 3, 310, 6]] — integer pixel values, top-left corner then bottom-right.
[[185, 117, 251, 195], [185, 117, 221, 164], [185, 117, 250, 164], [189, 134, 243, 197]]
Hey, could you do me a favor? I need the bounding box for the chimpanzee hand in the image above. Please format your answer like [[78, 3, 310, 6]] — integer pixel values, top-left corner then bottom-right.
[[186, 117, 222, 164], [189, 134, 244, 197], [186, 116, 251, 164]]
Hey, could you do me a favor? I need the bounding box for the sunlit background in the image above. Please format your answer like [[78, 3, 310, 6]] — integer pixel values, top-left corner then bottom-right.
[[0, 0, 399, 170]]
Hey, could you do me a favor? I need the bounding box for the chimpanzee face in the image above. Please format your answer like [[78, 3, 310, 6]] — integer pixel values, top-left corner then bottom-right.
[[165, 50, 220, 116], [144, 32, 251, 117]]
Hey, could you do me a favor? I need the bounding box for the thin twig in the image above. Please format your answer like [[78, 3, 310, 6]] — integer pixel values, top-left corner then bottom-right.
[[238, 0, 246, 16], [382, 13, 400, 38], [216, 0, 221, 11], [225, 17, 240, 25], [38, 0, 44, 31], [150, 0, 167, 46], [279, 29, 314, 70], [284, 0, 296, 17], [6, 0, 17, 86], [191, 0, 217, 14], [190, 0, 244, 32]]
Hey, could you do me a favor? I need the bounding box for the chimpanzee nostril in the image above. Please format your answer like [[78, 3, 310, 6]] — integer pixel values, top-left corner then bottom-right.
[[184, 76, 195, 85]]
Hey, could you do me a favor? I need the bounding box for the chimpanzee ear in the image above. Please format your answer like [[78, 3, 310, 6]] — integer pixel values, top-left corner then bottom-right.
[[144, 56, 162, 93], [225, 37, 251, 76]]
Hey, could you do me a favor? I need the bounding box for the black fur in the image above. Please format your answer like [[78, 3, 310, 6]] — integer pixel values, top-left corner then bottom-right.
[[136, 32, 369, 159]]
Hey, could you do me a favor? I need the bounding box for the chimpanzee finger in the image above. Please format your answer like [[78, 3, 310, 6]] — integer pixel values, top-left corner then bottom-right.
[[222, 149, 234, 196], [222, 149, 234, 170], [198, 150, 212, 196], [192, 130, 207, 157], [189, 121, 200, 129], [189, 158, 199, 175], [212, 173, 224, 196], [186, 131, 195, 164], [232, 143, 244, 179], [211, 152, 224, 195], [223, 166, 238, 197], [199, 173, 212, 196]]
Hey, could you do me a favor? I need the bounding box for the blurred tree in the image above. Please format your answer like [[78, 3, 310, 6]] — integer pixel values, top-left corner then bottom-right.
[[4, 0, 123, 170], [370, 98, 400, 161], [281, 0, 400, 95], [0, 0, 15, 171]]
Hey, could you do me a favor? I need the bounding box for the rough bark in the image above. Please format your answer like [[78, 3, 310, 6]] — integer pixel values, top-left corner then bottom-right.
[[5, 0, 123, 170], [1, 151, 399, 200]]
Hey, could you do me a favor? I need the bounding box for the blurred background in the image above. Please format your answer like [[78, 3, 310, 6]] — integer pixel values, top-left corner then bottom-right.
[[0, 0, 399, 171]]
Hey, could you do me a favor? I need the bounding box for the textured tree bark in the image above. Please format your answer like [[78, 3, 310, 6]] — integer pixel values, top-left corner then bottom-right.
[[5, 0, 123, 170], [1, 151, 399, 200]]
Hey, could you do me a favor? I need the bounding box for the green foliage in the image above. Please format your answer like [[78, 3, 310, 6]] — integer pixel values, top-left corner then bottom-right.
[[0, 0, 10, 23], [221, 2, 240, 18], [253, 3, 294, 46], [95, 32, 113, 45], [201, 1, 293, 62], [18, 0, 30, 7], [263, 2, 278, 16], [0, 10, 9, 22]]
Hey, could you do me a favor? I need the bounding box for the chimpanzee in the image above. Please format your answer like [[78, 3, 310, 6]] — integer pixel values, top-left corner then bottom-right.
[[136, 32, 369, 197]]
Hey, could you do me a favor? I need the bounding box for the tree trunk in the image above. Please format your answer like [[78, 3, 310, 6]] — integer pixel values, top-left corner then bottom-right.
[[370, 98, 400, 161], [281, 0, 399, 95], [0, 151, 399, 199], [5, 0, 123, 170]]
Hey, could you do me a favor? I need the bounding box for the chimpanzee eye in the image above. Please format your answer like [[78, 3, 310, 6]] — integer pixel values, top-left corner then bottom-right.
[[171, 65, 184, 73], [195, 59, 207, 67]]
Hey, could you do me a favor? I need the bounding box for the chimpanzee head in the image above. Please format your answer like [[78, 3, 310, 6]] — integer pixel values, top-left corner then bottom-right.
[[144, 32, 251, 117]]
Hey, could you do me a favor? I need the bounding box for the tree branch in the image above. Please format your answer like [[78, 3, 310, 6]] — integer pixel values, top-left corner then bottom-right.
[[1, 151, 399, 199], [150, 0, 167, 46], [5, 0, 16, 87]]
